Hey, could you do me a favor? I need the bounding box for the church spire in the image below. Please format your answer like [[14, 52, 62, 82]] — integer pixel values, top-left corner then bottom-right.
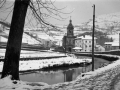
[[67, 16, 74, 30]]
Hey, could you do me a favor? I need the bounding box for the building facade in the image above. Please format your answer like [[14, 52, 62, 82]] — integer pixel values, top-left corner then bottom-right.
[[104, 42, 119, 51], [62, 19, 76, 52], [104, 42, 113, 51], [75, 35, 97, 52]]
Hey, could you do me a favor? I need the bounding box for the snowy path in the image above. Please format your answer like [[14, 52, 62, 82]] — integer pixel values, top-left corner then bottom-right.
[[39, 63, 120, 90], [111, 71, 120, 90]]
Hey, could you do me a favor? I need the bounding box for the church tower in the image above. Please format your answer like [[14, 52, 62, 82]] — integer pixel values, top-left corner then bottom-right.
[[67, 18, 74, 36], [62, 18, 75, 52]]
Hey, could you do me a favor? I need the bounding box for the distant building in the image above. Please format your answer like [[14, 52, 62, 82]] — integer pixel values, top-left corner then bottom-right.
[[75, 35, 97, 52], [104, 41, 119, 51], [104, 42, 113, 51], [112, 42, 119, 50], [62, 19, 76, 52]]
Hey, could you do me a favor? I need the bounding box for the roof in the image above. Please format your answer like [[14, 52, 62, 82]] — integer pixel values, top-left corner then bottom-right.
[[67, 19, 74, 30], [104, 42, 113, 45], [82, 35, 97, 40], [104, 41, 119, 46], [112, 43, 119, 46], [75, 36, 83, 39], [76, 35, 97, 40], [73, 47, 82, 50]]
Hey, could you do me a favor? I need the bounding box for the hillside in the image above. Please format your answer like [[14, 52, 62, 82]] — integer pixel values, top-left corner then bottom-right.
[[83, 12, 120, 34], [75, 12, 120, 46], [1, 12, 120, 47], [41, 12, 120, 41]]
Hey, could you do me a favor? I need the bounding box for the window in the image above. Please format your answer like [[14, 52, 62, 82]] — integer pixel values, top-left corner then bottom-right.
[[89, 41, 91, 43]]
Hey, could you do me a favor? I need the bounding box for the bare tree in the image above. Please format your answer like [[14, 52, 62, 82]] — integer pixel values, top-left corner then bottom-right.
[[1, 0, 30, 80], [0, 0, 69, 80]]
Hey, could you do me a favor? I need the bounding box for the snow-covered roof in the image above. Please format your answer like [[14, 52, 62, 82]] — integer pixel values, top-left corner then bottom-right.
[[104, 42, 113, 45], [76, 35, 97, 40], [96, 45, 101, 47], [82, 35, 97, 40], [104, 41, 120, 46], [73, 47, 82, 50], [112, 42, 119, 46], [75, 36, 83, 39]]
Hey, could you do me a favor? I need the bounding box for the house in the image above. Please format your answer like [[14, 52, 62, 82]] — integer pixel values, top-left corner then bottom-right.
[[112, 42, 119, 50], [104, 41, 120, 51], [75, 35, 97, 52], [104, 42, 113, 51]]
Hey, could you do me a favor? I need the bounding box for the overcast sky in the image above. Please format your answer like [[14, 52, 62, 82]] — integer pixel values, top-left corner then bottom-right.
[[51, 0, 120, 25], [0, 0, 120, 27]]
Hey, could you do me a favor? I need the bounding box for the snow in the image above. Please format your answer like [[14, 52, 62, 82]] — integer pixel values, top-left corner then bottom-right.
[[0, 56, 92, 72], [20, 51, 65, 58], [76, 35, 97, 40], [77, 58, 119, 79], [0, 50, 120, 90], [108, 34, 119, 42], [73, 47, 82, 50], [20, 57, 91, 71], [104, 42, 113, 44], [0, 49, 66, 58], [104, 41, 119, 46], [112, 42, 119, 46], [2, 30, 41, 45], [0, 36, 7, 42], [0, 48, 91, 72]]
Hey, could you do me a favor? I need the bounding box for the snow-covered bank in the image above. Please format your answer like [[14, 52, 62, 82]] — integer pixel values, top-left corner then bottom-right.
[[0, 54, 120, 90], [0, 49, 66, 59], [0, 57, 91, 72]]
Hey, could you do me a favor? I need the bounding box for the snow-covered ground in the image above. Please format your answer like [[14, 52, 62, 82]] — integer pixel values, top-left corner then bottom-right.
[[0, 48, 92, 72], [0, 53, 120, 89], [20, 57, 91, 71], [0, 49, 66, 58], [0, 56, 91, 72]]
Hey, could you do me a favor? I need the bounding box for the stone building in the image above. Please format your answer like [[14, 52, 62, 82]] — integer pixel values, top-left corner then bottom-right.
[[62, 19, 76, 52]]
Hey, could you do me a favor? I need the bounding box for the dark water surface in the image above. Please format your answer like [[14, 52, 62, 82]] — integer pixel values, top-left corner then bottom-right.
[[20, 56, 111, 85]]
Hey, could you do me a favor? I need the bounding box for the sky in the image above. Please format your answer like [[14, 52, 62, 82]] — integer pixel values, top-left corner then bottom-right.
[[0, 0, 120, 27], [51, 0, 120, 25]]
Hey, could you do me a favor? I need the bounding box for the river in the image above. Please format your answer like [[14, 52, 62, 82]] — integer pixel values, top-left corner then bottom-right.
[[19, 56, 111, 85]]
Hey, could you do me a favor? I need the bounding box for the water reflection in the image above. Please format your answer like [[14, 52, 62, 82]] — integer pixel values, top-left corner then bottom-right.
[[20, 68, 83, 85], [63, 69, 74, 82]]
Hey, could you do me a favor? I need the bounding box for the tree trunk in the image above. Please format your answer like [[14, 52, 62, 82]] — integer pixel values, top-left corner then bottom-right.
[[1, 0, 30, 80]]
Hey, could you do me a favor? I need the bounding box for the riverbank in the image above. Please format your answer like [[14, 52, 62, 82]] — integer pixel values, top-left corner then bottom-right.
[[0, 56, 92, 72], [0, 54, 120, 90]]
